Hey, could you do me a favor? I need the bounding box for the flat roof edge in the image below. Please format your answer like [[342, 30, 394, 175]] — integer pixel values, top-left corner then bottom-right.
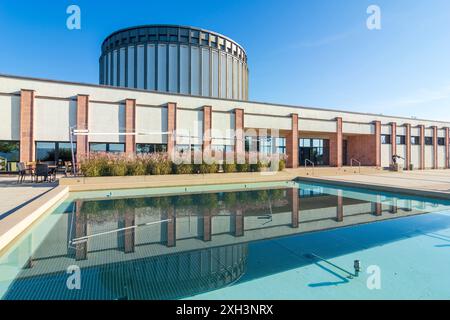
[[0, 72, 449, 126]]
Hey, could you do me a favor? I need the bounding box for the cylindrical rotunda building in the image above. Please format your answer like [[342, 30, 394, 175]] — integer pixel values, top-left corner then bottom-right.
[[100, 25, 248, 100]]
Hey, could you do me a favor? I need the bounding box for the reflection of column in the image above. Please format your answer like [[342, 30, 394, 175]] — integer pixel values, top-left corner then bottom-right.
[[235, 209, 244, 237], [373, 196, 382, 216], [389, 198, 398, 214], [75, 200, 87, 261], [404, 199, 413, 212], [167, 206, 176, 247], [288, 188, 299, 228], [203, 209, 212, 242], [336, 190, 344, 222], [124, 208, 135, 253]]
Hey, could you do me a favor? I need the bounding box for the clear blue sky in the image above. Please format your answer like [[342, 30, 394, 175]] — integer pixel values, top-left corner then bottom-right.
[[1, 0, 450, 120]]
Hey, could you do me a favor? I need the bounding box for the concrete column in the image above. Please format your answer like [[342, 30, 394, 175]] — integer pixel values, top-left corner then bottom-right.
[[20, 90, 35, 163], [288, 188, 299, 228], [419, 125, 425, 170], [125, 99, 136, 155], [286, 113, 299, 168], [234, 108, 244, 161], [391, 122, 397, 160], [446, 127, 449, 169], [433, 126, 438, 169], [75, 200, 87, 261], [166, 206, 176, 247], [336, 190, 344, 222], [123, 208, 135, 253], [235, 209, 244, 237], [330, 117, 343, 167], [76, 95, 89, 159], [405, 124, 411, 170], [203, 106, 212, 152], [167, 102, 177, 157], [374, 121, 381, 168]]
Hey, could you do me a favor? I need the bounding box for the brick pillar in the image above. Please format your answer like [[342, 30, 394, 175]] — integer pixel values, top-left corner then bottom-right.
[[391, 122, 397, 161], [330, 117, 343, 167], [446, 128, 449, 169], [123, 208, 135, 253], [125, 99, 136, 155], [166, 206, 176, 247], [20, 90, 35, 163], [75, 200, 87, 261], [374, 121, 381, 167], [235, 209, 244, 237], [76, 95, 89, 159], [419, 125, 425, 170], [336, 190, 343, 222], [286, 113, 299, 168], [433, 126, 438, 169], [234, 108, 244, 162], [167, 102, 177, 158], [288, 188, 299, 228], [203, 209, 212, 242], [405, 124, 411, 170], [203, 106, 212, 152]]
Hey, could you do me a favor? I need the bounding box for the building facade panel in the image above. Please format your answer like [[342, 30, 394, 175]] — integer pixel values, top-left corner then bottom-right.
[[0, 95, 20, 141], [34, 98, 76, 142]]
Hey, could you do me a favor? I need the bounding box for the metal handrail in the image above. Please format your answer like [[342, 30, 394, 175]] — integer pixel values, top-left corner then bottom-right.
[[350, 158, 361, 173], [304, 159, 315, 176]]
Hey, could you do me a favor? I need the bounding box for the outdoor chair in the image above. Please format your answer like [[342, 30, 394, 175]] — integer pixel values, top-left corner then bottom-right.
[[34, 163, 54, 183], [17, 162, 32, 183]]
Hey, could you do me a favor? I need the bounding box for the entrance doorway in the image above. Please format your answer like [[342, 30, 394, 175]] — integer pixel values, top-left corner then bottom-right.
[[299, 138, 330, 166]]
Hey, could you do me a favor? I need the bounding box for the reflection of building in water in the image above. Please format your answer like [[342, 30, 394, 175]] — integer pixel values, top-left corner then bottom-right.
[[2, 185, 448, 300]]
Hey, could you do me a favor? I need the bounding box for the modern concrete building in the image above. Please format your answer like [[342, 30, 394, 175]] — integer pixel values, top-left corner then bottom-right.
[[0, 25, 449, 172]]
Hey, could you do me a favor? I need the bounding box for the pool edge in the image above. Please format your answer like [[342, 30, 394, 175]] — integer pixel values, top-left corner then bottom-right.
[[0, 185, 69, 253]]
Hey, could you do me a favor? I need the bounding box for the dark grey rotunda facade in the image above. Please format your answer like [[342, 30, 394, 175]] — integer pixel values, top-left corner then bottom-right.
[[100, 24, 249, 100]]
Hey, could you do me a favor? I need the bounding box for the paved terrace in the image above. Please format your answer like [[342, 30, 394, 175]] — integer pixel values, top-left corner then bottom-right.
[[307, 170, 450, 197], [0, 176, 56, 220]]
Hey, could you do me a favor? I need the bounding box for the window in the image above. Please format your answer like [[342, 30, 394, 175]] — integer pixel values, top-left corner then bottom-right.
[[90, 143, 124, 153], [136, 144, 167, 154], [381, 135, 391, 144], [424, 137, 433, 145], [0, 141, 20, 172], [36, 142, 75, 163], [275, 137, 286, 154], [438, 138, 445, 146], [411, 136, 420, 145], [244, 136, 286, 154], [211, 145, 233, 153], [396, 135, 406, 145]]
